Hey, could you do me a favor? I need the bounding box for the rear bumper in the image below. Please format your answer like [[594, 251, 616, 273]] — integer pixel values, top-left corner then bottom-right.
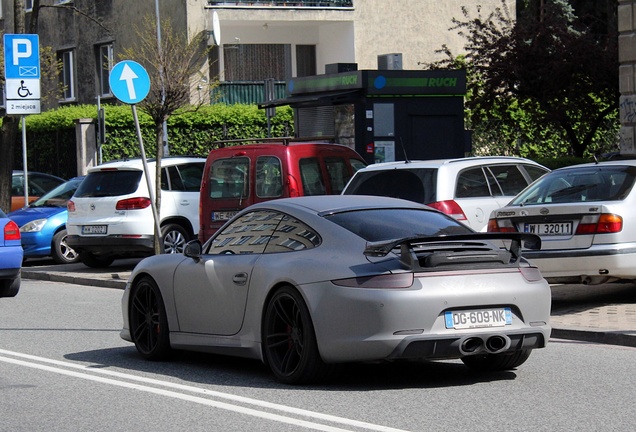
[[67, 234, 154, 257], [524, 243, 636, 281], [0, 247, 23, 272]]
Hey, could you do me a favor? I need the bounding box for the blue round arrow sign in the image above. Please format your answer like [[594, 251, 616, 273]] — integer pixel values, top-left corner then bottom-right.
[[109, 60, 151, 104]]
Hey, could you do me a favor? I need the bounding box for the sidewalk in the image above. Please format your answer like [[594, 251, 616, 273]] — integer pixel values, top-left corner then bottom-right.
[[21, 260, 636, 348]]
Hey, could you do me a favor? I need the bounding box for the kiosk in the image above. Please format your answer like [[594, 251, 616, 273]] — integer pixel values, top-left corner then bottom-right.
[[260, 68, 469, 164]]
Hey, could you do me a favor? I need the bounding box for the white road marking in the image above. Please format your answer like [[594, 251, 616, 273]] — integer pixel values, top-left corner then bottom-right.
[[0, 349, 408, 432]]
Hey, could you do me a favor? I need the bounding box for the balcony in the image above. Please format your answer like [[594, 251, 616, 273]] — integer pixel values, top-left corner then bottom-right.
[[207, 1, 353, 7]]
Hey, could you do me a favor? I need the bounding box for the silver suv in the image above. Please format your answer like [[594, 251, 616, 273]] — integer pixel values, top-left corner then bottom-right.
[[342, 156, 549, 231], [67, 157, 205, 268]]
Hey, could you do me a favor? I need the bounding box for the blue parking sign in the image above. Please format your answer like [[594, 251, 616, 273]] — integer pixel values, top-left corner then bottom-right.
[[3, 34, 40, 79]]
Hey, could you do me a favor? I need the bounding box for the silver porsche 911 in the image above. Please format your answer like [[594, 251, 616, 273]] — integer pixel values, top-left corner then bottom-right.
[[121, 195, 551, 384]]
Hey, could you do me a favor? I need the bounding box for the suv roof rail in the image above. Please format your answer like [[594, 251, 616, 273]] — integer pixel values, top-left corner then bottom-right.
[[212, 136, 335, 147]]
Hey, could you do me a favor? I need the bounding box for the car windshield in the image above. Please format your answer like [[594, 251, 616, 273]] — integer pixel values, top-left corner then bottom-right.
[[325, 208, 471, 242], [74, 170, 143, 197], [511, 165, 636, 205], [30, 178, 83, 208]]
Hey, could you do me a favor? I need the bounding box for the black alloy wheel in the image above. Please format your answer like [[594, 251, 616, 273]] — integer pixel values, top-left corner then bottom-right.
[[263, 286, 333, 384], [129, 276, 172, 360]]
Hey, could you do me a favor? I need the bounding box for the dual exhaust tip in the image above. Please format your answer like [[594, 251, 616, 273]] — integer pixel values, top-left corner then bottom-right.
[[459, 335, 510, 355]]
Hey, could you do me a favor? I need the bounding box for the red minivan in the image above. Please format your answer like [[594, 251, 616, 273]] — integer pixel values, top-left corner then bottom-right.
[[199, 138, 366, 242]]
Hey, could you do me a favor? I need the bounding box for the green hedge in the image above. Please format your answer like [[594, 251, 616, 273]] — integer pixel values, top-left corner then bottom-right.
[[16, 104, 294, 178]]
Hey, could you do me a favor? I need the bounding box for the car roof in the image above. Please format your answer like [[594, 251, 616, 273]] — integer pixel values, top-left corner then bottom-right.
[[87, 156, 205, 172], [355, 156, 544, 172], [551, 159, 636, 171]]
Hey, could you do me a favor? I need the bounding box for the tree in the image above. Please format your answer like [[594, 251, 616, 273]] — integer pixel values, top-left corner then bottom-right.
[[427, 0, 619, 158], [0, 0, 107, 212], [121, 16, 213, 254]]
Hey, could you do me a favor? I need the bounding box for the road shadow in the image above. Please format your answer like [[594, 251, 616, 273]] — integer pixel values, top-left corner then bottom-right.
[[66, 346, 519, 391]]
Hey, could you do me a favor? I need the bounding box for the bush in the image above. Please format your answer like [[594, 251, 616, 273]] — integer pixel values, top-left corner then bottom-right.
[[15, 104, 294, 178]]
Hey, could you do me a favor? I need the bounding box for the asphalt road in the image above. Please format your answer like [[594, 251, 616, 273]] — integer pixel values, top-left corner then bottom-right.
[[1, 279, 636, 431]]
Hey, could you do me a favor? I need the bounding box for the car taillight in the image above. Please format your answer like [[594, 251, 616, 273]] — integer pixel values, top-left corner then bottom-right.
[[426, 200, 467, 221], [116, 197, 151, 210], [332, 273, 414, 289], [487, 218, 517, 233], [67, 200, 76, 212], [4, 220, 21, 241], [519, 266, 544, 282], [576, 214, 623, 234]]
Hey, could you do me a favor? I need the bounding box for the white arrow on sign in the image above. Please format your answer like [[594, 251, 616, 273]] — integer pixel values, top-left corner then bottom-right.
[[119, 63, 139, 100]]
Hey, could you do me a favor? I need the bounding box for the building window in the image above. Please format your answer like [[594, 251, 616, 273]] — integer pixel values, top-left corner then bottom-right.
[[296, 45, 316, 77], [223, 44, 291, 81], [25, 0, 33, 11], [96, 43, 114, 97], [59, 50, 75, 101]]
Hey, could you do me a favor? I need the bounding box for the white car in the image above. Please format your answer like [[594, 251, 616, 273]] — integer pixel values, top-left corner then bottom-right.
[[67, 157, 205, 268], [342, 156, 549, 231]]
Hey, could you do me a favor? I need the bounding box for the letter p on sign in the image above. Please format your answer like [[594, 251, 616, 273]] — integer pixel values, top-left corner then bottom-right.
[[12, 39, 32, 65]]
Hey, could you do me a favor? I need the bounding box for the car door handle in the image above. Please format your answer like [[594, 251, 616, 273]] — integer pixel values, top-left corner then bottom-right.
[[180, 200, 190, 206], [233, 272, 248, 285]]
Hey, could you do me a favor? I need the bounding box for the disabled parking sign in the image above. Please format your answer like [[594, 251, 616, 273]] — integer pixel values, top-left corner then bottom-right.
[[3, 34, 41, 114]]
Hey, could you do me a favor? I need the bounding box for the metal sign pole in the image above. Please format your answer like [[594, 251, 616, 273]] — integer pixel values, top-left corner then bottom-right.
[[21, 115, 28, 207], [131, 104, 162, 250]]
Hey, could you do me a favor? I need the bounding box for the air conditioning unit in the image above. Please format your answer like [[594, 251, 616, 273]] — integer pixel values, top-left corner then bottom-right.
[[378, 53, 403, 70]]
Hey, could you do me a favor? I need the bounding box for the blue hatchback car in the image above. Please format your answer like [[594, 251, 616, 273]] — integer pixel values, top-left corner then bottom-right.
[[0, 208, 23, 297], [9, 177, 84, 264]]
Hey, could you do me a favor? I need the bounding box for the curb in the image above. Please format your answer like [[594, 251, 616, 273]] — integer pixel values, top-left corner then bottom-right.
[[22, 270, 127, 290], [551, 327, 636, 348]]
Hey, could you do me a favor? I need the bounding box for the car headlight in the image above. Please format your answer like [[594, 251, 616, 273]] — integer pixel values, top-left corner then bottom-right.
[[20, 218, 48, 233]]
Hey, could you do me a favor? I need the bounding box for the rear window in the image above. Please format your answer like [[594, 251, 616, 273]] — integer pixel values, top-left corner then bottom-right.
[[511, 165, 636, 205], [343, 168, 438, 204], [74, 170, 142, 197], [325, 208, 470, 242], [208, 157, 250, 199]]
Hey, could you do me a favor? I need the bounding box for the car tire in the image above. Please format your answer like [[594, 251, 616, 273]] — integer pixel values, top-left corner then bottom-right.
[[262, 286, 335, 384], [0, 274, 20, 298], [129, 276, 172, 360], [51, 229, 81, 264], [461, 349, 532, 372], [79, 252, 115, 268], [161, 224, 189, 254]]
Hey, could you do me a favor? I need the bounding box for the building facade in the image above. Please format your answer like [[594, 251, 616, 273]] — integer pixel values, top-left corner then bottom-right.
[[0, 0, 514, 111], [619, 0, 636, 155]]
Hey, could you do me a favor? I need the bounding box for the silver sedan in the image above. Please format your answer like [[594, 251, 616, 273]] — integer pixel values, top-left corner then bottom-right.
[[121, 195, 551, 384], [487, 160, 636, 285]]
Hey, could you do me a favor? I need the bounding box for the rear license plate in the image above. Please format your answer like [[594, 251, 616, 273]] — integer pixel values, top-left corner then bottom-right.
[[445, 308, 512, 329], [524, 222, 573, 236], [82, 225, 107, 235], [212, 211, 238, 221]]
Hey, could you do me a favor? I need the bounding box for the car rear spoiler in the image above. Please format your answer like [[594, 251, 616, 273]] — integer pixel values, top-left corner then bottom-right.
[[364, 233, 541, 267]]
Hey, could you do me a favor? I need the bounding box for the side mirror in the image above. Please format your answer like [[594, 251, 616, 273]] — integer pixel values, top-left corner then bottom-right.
[[184, 239, 202, 261]]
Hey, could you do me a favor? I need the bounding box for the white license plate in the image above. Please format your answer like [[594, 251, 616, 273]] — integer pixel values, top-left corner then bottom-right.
[[82, 225, 107, 235], [445, 308, 512, 329], [524, 222, 573, 236], [212, 211, 238, 221]]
